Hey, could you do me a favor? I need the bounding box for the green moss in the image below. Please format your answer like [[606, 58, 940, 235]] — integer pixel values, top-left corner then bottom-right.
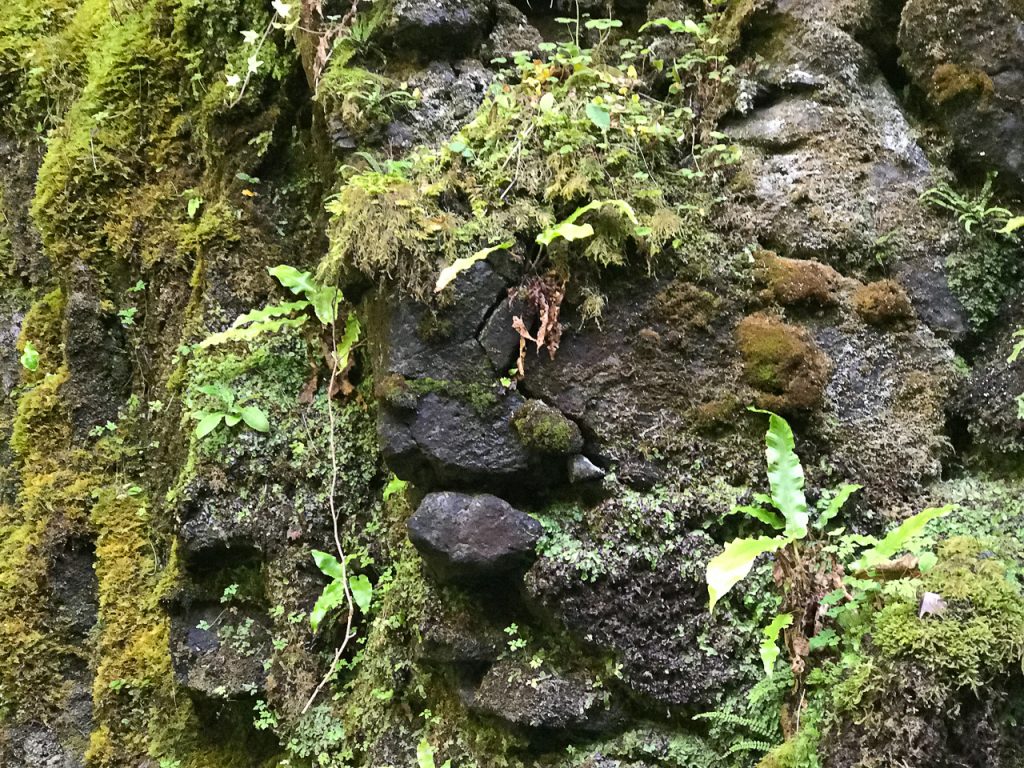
[[318, 65, 412, 142], [851, 280, 915, 328], [319, 22, 737, 303], [736, 313, 829, 413], [946, 232, 1020, 331], [17, 287, 65, 384], [511, 399, 582, 454], [870, 537, 1024, 688], [402, 376, 499, 413]]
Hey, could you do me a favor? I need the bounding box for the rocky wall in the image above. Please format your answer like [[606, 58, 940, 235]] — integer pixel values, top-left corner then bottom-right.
[[1, 1, 1023, 767]]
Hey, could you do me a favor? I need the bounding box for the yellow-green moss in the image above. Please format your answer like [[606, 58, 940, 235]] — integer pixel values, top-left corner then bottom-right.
[[929, 62, 994, 106], [870, 537, 1024, 688], [511, 399, 582, 454], [736, 313, 829, 413], [851, 280, 915, 328]]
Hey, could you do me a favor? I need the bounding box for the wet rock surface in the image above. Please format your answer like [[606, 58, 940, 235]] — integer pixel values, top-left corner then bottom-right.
[[408, 491, 542, 583], [468, 659, 624, 738]]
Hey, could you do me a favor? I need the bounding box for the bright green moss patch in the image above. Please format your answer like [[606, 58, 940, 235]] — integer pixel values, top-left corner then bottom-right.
[[871, 537, 1024, 688], [511, 399, 582, 454]]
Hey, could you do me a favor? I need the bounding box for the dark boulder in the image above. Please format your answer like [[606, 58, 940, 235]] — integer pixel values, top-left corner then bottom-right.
[[408, 491, 542, 584], [385, 0, 494, 58], [900, 0, 1024, 190]]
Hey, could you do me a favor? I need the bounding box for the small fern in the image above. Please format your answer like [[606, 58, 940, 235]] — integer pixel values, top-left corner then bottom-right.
[[694, 711, 777, 742], [726, 739, 775, 756]]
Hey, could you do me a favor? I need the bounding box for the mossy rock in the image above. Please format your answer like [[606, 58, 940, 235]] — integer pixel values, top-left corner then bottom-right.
[[511, 399, 583, 455], [851, 280, 915, 328], [755, 250, 841, 309], [736, 313, 829, 414]]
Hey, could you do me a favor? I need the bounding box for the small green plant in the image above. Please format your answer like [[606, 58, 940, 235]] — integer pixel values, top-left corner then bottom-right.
[[417, 738, 451, 768], [19, 341, 39, 371], [191, 382, 270, 439], [309, 549, 372, 632], [199, 265, 348, 349], [707, 408, 953, 679], [706, 408, 861, 613], [920, 172, 1012, 234]]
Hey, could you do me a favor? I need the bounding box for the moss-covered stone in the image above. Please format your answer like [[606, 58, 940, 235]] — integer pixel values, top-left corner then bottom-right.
[[736, 313, 829, 413], [851, 279, 915, 328], [755, 250, 841, 308], [511, 399, 583, 455]]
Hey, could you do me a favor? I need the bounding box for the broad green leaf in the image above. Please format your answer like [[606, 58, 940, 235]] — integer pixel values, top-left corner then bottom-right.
[[224, 413, 241, 427], [814, 484, 862, 530], [335, 313, 362, 371], [312, 549, 344, 580], [310, 579, 345, 632], [538, 222, 594, 245], [759, 612, 793, 676], [536, 199, 640, 246], [853, 505, 955, 571], [998, 216, 1024, 235], [417, 739, 436, 768], [20, 342, 39, 372], [268, 265, 319, 296], [194, 412, 224, 439], [239, 405, 270, 433], [585, 102, 611, 131], [435, 241, 514, 293], [198, 314, 308, 349], [383, 476, 408, 500], [309, 286, 342, 325], [730, 505, 785, 530], [750, 408, 808, 539], [707, 536, 788, 611], [349, 574, 372, 613], [1009, 329, 1024, 363]]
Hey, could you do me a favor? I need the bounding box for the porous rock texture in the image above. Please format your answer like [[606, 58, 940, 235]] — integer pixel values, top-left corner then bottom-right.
[[1, 1, 1024, 768]]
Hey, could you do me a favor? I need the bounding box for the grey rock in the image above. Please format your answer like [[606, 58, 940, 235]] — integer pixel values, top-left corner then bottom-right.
[[900, 0, 1024, 190], [468, 659, 622, 736], [379, 390, 558, 491], [524, 533, 746, 708], [386, 60, 492, 150], [386, 0, 493, 58], [169, 604, 271, 700], [408, 492, 542, 583], [380, 260, 512, 382], [568, 455, 605, 484]]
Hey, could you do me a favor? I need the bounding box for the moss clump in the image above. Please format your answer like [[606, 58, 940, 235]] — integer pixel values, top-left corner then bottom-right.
[[17, 287, 65, 384], [928, 62, 994, 106], [317, 65, 413, 144], [736, 313, 829, 413], [851, 279, 915, 328], [654, 280, 724, 331], [512, 399, 583, 455], [946, 232, 1020, 331], [870, 537, 1024, 688], [375, 372, 503, 415], [320, 21, 738, 303], [755, 250, 841, 308]]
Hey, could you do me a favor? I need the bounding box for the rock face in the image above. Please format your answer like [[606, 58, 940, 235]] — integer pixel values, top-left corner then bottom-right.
[[468, 660, 622, 738], [900, 0, 1024, 188], [5, 0, 1024, 767], [408, 491, 542, 583]]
